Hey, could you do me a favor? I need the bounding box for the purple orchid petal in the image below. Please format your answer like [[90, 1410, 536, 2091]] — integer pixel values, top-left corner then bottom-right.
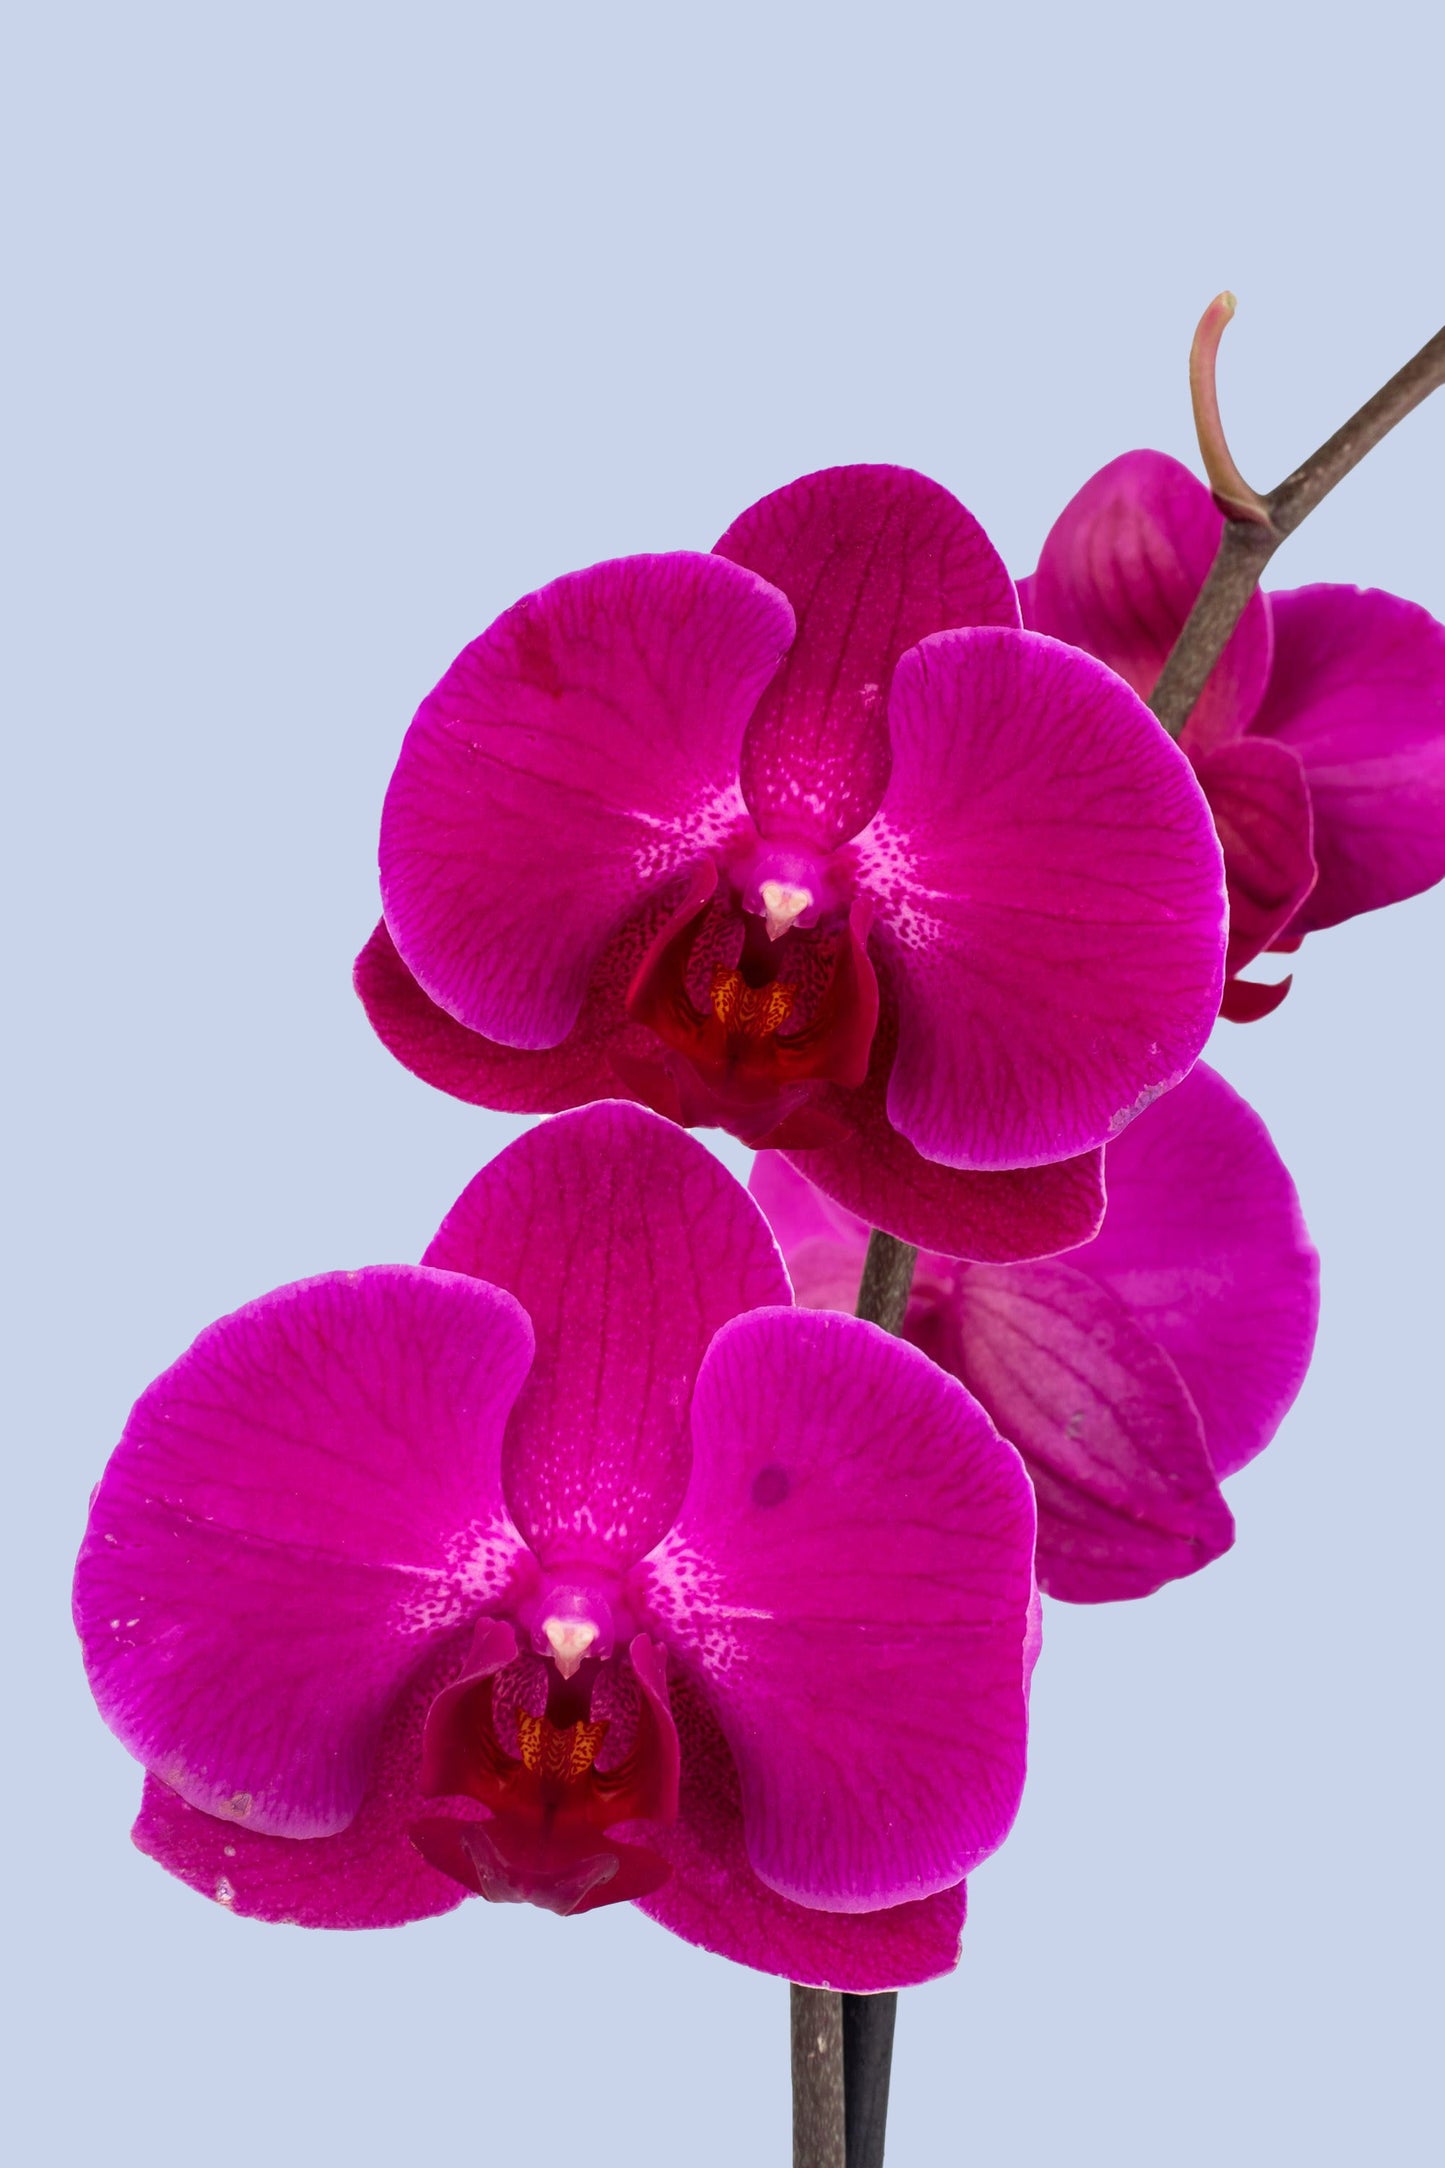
[[751, 1155, 1232, 1603], [645, 1307, 1036, 1909], [1219, 972, 1294, 1022], [1022, 449, 1274, 753], [860, 627, 1225, 1169], [948, 1261, 1234, 1603], [423, 1103, 791, 1573], [132, 1631, 484, 1928], [380, 553, 795, 1048], [716, 464, 1018, 852], [774, 998, 1106, 1258], [1193, 735, 1317, 975], [354, 894, 683, 1114], [1248, 583, 1445, 933], [74, 1269, 535, 1837], [637, 1670, 967, 1989], [1078, 1063, 1318, 1479]]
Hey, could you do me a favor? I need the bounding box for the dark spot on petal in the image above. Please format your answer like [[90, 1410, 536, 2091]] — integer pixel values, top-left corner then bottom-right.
[[751, 1465, 790, 1509]]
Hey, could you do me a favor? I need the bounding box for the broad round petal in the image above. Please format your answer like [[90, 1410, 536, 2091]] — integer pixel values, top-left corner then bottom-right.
[[643, 1307, 1036, 1908], [636, 1671, 966, 1989], [1021, 449, 1273, 753], [948, 1262, 1234, 1603], [74, 1268, 535, 1837], [717, 464, 1018, 851], [131, 1631, 482, 1928], [380, 553, 795, 1047], [1078, 1064, 1318, 1478], [1194, 735, 1317, 974], [423, 1103, 791, 1572], [1249, 583, 1445, 932], [861, 628, 1225, 1168]]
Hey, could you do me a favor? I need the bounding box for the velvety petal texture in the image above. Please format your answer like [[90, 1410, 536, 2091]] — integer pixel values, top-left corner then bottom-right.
[[424, 1103, 790, 1570], [75, 1269, 535, 1837], [1020, 449, 1273, 752], [380, 552, 794, 1047], [1251, 584, 1445, 933], [646, 1308, 1036, 1906], [859, 628, 1226, 1167], [716, 464, 1018, 852], [637, 1671, 967, 1989]]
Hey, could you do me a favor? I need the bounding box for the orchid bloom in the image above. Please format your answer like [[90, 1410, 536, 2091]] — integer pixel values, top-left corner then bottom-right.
[[1019, 449, 1445, 1020], [74, 1102, 1039, 1990], [357, 463, 1226, 1255], [752, 1063, 1318, 1602]]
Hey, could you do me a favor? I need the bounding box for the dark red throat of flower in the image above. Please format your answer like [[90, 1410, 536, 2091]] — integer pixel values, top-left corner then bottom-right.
[[625, 862, 879, 1120], [408, 1639, 678, 1917]]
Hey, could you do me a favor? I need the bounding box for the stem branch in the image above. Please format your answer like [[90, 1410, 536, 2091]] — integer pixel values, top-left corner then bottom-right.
[[1150, 313, 1445, 739]]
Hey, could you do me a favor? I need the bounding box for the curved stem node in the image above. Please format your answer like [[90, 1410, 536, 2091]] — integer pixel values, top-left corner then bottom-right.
[[1189, 293, 1278, 532]]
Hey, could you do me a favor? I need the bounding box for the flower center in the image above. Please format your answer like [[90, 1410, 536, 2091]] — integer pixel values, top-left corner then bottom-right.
[[709, 964, 796, 1038], [409, 1624, 681, 1918]]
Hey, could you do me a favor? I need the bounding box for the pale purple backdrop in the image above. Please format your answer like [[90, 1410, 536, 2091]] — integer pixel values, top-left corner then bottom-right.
[[6, 3, 1441, 2162]]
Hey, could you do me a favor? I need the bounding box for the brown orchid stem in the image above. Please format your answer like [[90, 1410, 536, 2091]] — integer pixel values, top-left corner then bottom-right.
[[792, 1984, 846, 2168], [1150, 307, 1445, 739]]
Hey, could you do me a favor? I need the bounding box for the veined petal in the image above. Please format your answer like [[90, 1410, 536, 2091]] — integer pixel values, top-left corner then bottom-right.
[[643, 1308, 1036, 1909], [637, 1671, 966, 1989], [949, 1262, 1233, 1603], [423, 1104, 791, 1572], [380, 553, 794, 1048], [1193, 736, 1317, 974], [862, 628, 1225, 1169], [1077, 1064, 1318, 1479], [74, 1270, 535, 1837], [750, 1156, 1233, 1603], [717, 464, 1017, 851], [1021, 449, 1273, 753], [1249, 584, 1445, 933], [131, 1631, 483, 1927]]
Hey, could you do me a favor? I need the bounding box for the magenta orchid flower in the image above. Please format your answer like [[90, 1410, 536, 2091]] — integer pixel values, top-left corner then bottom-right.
[[357, 463, 1226, 1255], [74, 1102, 1039, 1990], [752, 1063, 1318, 1602], [1020, 449, 1445, 1020]]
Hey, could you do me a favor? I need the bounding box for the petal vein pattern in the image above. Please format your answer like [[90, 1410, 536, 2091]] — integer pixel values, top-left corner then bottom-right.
[[73, 1268, 535, 1838], [642, 1307, 1036, 1909], [858, 628, 1226, 1167], [380, 553, 795, 1049]]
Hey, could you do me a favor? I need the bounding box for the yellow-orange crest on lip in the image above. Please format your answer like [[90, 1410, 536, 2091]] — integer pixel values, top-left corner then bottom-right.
[[709, 964, 795, 1039], [515, 1712, 609, 1785]]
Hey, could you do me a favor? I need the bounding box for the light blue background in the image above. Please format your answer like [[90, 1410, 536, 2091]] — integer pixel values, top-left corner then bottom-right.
[[6, 3, 1441, 2161]]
